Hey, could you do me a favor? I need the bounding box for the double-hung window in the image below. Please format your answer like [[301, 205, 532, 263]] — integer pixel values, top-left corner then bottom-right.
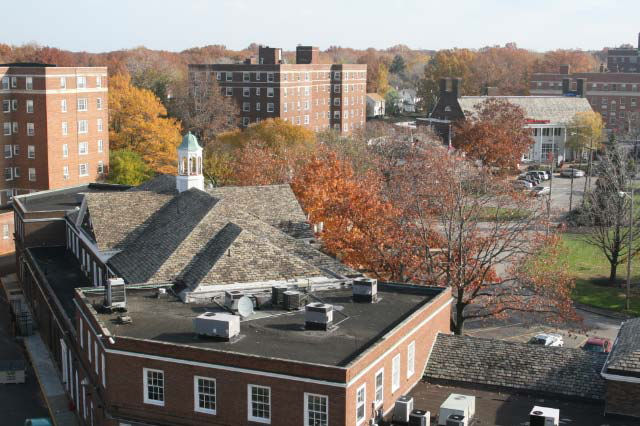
[[248, 384, 271, 423], [1, 77, 8, 90], [267, 103, 274, 113], [374, 369, 384, 407], [26, 100, 34, 113], [78, 120, 88, 134], [267, 88, 274, 97], [143, 368, 164, 406], [304, 393, 328, 426], [243, 102, 250, 112], [77, 76, 86, 89], [243, 87, 250, 97], [392, 354, 401, 392], [356, 384, 366, 424], [96, 98, 102, 110], [62, 122, 68, 136], [2, 100, 9, 113], [97, 140, 103, 153], [3, 123, 10, 136], [226, 72, 232, 81], [4, 145, 11, 159], [28, 168, 36, 181], [62, 144, 69, 158], [97, 118, 103, 132], [79, 163, 89, 176], [27, 123, 34, 136], [407, 341, 415, 378], [96, 76, 102, 88], [267, 72, 274, 82], [61, 99, 67, 113], [79, 142, 88, 155], [194, 376, 216, 415], [225, 87, 233, 96], [77, 98, 88, 111], [60, 77, 66, 89], [26, 77, 33, 90]]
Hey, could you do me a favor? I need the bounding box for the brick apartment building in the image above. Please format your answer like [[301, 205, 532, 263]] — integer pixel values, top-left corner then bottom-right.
[[606, 32, 640, 73], [0, 63, 109, 206], [189, 46, 367, 134], [12, 133, 451, 425]]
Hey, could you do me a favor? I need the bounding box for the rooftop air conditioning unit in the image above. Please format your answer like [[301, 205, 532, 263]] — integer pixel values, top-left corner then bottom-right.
[[393, 395, 414, 424], [271, 285, 288, 307], [445, 414, 465, 426], [353, 277, 377, 303], [409, 409, 430, 426], [529, 406, 559, 426], [224, 290, 245, 311], [305, 303, 333, 330], [283, 290, 306, 310], [438, 394, 475, 426], [105, 278, 126, 309], [193, 312, 240, 340]]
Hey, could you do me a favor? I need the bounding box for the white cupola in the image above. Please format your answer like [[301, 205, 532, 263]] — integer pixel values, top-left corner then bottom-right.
[[176, 132, 204, 192]]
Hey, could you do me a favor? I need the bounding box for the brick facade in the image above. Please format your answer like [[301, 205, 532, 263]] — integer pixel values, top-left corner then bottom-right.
[[0, 65, 109, 205], [605, 381, 640, 418], [189, 46, 367, 134]]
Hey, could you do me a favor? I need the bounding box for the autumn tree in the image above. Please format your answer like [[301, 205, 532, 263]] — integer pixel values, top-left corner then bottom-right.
[[108, 150, 154, 186], [389, 54, 407, 75], [108, 74, 182, 174], [453, 98, 533, 174], [535, 49, 599, 73], [168, 73, 238, 145]]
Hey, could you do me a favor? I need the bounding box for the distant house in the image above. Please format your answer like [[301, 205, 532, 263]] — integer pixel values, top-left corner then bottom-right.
[[366, 93, 385, 117], [419, 77, 595, 163], [397, 88, 420, 113]]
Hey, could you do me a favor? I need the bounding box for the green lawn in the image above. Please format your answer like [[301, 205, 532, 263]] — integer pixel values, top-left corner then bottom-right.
[[562, 233, 640, 316]]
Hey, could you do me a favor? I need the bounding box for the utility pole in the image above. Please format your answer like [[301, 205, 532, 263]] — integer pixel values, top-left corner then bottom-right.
[[626, 187, 634, 312]]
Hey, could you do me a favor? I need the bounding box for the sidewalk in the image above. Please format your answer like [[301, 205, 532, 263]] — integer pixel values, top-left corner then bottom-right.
[[23, 334, 78, 426]]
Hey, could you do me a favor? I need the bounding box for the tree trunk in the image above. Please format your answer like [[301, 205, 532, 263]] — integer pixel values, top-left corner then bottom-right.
[[609, 261, 618, 284], [453, 299, 465, 335]]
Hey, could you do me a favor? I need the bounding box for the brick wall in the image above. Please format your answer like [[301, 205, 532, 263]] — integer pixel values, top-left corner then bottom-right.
[[605, 380, 640, 418]]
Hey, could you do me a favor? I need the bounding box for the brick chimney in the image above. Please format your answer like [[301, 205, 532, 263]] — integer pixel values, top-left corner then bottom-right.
[[258, 46, 282, 65], [296, 46, 319, 64], [451, 78, 461, 98], [576, 78, 587, 97], [559, 64, 570, 75], [439, 78, 449, 96]]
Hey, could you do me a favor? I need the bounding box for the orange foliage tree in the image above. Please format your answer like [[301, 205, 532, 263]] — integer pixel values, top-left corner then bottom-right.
[[453, 98, 533, 174]]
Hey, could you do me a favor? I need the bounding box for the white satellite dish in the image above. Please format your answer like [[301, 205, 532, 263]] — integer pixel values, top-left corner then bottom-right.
[[237, 296, 254, 318]]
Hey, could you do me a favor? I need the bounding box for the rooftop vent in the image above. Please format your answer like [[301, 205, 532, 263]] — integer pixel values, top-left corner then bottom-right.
[[392, 395, 414, 424], [271, 285, 288, 307], [193, 312, 240, 340], [352, 277, 377, 303], [105, 278, 126, 310], [305, 302, 333, 330], [224, 290, 245, 310], [283, 290, 306, 310], [529, 406, 559, 426], [439, 394, 475, 426]]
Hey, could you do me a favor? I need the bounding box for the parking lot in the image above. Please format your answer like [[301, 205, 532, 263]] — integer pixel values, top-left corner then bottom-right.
[[518, 170, 595, 214]]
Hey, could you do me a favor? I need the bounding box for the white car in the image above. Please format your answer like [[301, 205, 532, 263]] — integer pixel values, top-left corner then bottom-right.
[[531, 186, 550, 197], [528, 333, 564, 347], [560, 168, 585, 178]]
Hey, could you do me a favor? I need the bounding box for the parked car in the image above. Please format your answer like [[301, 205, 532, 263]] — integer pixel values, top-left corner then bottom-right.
[[518, 174, 540, 185], [531, 186, 551, 197], [560, 168, 585, 178], [529, 170, 550, 181], [582, 337, 612, 353], [513, 180, 533, 189], [528, 333, 564, 347]]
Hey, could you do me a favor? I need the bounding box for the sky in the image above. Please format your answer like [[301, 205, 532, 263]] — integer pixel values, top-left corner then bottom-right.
[[2, 0, 640, 53]]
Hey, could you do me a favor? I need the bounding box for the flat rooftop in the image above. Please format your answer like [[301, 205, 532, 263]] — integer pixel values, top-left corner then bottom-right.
[[16, 183, 130, 213], [84, 284, 443, 367], [403, 382, 631, 426]]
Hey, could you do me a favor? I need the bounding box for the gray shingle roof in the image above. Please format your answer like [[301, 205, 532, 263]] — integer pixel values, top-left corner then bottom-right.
[[604, 318, 640, 376], [425, 334, 607, 401], [458, 96, 593, 125]]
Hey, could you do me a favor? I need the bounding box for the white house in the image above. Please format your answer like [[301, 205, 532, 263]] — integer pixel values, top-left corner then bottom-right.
[[397, 88, 421, 113], [366, 93, 385, 117]]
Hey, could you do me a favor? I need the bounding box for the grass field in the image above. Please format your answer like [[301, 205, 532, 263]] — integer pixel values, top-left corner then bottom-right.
[[562, 233, 640, 316]]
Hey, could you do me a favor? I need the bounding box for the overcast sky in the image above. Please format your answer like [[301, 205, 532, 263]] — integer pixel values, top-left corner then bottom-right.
[[2, 0, 639, 53]]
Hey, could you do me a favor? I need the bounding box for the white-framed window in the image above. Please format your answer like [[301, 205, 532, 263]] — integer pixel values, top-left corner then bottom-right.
[[63, 165, 69, 180], [392, 354, 401, 392], [243, 102, 250, 112], [27, 145, 35, 159], [2, 224, 9, 240], [356, 383, 366, 425], [267, 72, 274, 82], [194, 376, 216, 415], [13, 145, 19, 156], [77, 76, 87, 89], [97, 139, 103, 153], [243, 87, 250, 97], [304, 393, 328, 426], [60, 77, 66, 89], [256, 102, 261, 111], [78, 120, 88, 133], [61, 99, 67, 113], [255, 87, 261, 96], [77, 98, 88, 111], [375, 368, 384, 407], [62, 122, 68, 136], [242, 117, 249, 127], [4, 168, 12, 181], [248, 384, 271, 423], [407, 341, 415, 378], [62, 144, 69, 158], [334, 71, 341, 80], [96, 98, 102, 110], [26, 77, 33, 90], [226, 71, 232, 81], [27, 123, 34, 136], [11, 99, 17, 111], [2, 100, 9, 113], [243, 72, 250, 82], [96, 76, 102, 88], [225, 87, 233, 96], [1, 77, 8, 90], [79, 163, 89, 176], [216, 72, 221, 81], [101, 353, 106, 388], [97, 118, 103, 132], [13, 167, 19, 178], [143, 368, 165, 406], [94, 342, 99, 374], [4, 145, 11, 158], [267, 87, 274, 97], [267, 103, 274, 113], [256, 72, 261, 81], [334, 98, 340, 106], [79, 142, 88, 155], [333, 111, 340, 119], [28, 168, 35, 182], [283, 103, 287, 113], [3, 123, 10, 136], [304, 115, 309, 125], [97, 160, 104, 174]]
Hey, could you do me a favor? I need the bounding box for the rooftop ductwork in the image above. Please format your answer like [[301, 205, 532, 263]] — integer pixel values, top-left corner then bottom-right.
[[352, 277, 377, 303], [194, 312, 240, 340], [305, 302, 333, 330]]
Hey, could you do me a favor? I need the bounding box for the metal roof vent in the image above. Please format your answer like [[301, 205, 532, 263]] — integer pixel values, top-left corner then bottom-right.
[[352, 277, 377, 303], [271, 285, 288, 307], [283, 290, 307, 310], [224, 290, 244, 310], [105, 278, 126, 310], [194, 312, 240, 340], [305, 302, 333, 330]]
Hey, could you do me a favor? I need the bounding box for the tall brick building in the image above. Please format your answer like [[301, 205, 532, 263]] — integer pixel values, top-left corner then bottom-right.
[[0, 63, 109, 206], [606, 32, 640, 73], [189, 46, 367, 134]]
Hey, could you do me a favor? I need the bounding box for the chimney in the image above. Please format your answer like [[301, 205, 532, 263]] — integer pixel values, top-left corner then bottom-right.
[[258, 46, 282, 65], [562, 78, 571, 94], [439, 78, 449, 96], [296, 46, 319, 64], [576, 78, 587, 97], [451, 78, 462, 98], [559, 64, 570, 75], [600, 63, 605, 73]]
